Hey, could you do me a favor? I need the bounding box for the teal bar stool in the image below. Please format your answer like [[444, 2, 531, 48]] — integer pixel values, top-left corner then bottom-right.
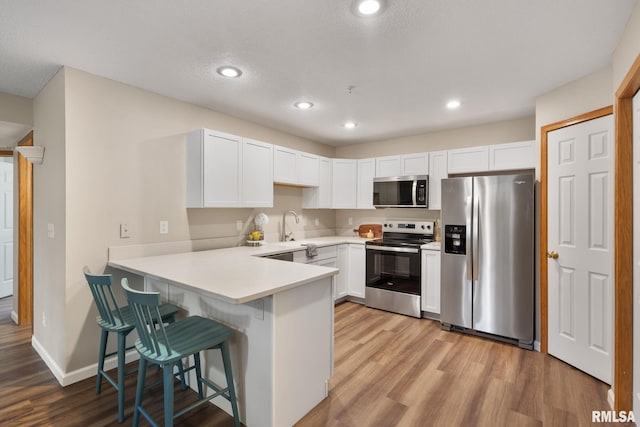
[[83, 267, 184, 423], [121, 278, 240, 427]]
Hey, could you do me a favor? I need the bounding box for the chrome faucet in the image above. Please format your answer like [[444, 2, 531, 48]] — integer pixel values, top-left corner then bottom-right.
[[281, 210, 300, 242]]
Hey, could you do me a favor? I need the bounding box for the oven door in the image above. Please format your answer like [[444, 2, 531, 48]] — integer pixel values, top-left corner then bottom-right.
[[365, 245, 421, 295]]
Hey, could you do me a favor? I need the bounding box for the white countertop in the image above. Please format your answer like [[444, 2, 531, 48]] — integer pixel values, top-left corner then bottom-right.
[[421, 241, 441, 250], [108, 236, 370, 305]]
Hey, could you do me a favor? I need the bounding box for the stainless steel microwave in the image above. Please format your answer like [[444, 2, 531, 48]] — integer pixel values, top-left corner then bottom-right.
[[373, 175, 429, 208]]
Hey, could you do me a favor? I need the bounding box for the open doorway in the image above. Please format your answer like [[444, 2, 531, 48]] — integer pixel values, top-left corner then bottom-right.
[[0, 152, 13, 300]]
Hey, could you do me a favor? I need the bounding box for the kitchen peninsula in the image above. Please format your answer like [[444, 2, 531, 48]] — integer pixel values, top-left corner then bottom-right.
[[108, 243, 341, 427]]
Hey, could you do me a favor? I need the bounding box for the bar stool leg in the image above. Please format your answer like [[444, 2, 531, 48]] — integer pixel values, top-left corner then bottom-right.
[[96, 329, 108, 394], [163, 363, 175, 427], [117, 331, 126, 423], [133, 358, 147, 427], [221, 341, 240, 427]]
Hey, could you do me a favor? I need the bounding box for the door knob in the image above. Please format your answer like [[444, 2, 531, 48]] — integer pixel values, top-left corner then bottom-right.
[[547, 251, 559, 259]]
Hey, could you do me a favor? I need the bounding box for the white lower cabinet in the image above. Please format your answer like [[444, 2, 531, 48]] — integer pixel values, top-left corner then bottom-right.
[[335, 244, 365, 301], [421, 248, 441, 315], [335, 245, 349, 300], [347, 244, 366, 298]]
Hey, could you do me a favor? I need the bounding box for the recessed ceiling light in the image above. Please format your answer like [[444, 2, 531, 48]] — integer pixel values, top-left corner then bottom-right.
[[344, 121, 358, 129], [355, 0, 384, 16], [446, 100, 461, 110], [216, 66, 242, 78], [294, 101, 314, 110]]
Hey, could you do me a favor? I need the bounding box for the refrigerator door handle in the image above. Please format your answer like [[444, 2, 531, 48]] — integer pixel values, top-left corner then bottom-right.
[[466, 195, 473, 281], [472, 192, 479, 281]]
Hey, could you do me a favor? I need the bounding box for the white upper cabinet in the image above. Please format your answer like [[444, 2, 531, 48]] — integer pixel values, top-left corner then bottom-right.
[[273, 145, 319, 186], [447, 145, 490, 174], [401, 152, 429, 176], [186, 129, 273, 208], [302, 156, 332, 209], [357, 158, 376, 209], [273, 145, 297, 184], [298, 152, 320, 186], [375, 155, 402, 177], [375, 153, 428, 177], [428, 150, 447, 210], [489, 140, 536, 171], [242, 138, 274, 207], [332, 159, 357, 209]]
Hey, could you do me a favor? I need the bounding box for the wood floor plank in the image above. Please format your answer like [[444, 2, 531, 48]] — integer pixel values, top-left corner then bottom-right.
[[0, 297, 617, 426]]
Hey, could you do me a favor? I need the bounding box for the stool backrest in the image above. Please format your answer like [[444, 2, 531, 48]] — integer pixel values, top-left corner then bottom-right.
[[83, 266, 127, 328], [121, 278, 174, 358]]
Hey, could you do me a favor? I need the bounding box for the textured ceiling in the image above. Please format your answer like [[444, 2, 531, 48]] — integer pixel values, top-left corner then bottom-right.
[[0, 0, 636, 146]]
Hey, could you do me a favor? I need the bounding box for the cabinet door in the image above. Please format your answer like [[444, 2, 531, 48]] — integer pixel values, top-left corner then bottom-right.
[[428, 150, 448, 210], [447, 146, 489, 174], [242, 138, 273, 207], [335, 245, 349, 300], [273, 145, 298, 184], [348, 244, 366, 298], [357, 158, 375, 209], [402, 153, 428, 176], [332, 159, 357, 209], [302, 156, 332, 209], [203, 131, 242, 207], [489, 140, 536, 171], [375, 156, 402, 177], [298, 152, 320, 186], [421, 249, 441, 314]]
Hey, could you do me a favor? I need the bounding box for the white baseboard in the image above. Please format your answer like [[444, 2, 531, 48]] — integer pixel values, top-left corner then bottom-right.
[[534, 340, 541, 352], [608, 388, 615, 410], [10, 310, 18, 324], [31, 335, 140, 387]]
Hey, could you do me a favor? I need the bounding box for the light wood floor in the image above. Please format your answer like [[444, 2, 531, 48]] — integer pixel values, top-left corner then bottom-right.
[[0, 297, 618, 426]]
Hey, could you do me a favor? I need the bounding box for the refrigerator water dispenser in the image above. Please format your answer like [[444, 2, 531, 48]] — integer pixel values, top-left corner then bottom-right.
[[444, 225, 466, 255]]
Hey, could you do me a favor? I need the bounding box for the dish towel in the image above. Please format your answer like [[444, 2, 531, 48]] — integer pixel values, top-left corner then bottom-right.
[[306, 244, 318, 258]]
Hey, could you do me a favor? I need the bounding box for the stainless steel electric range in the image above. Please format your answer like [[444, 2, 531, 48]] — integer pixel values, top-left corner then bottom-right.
[[364, 220, 434, 318]]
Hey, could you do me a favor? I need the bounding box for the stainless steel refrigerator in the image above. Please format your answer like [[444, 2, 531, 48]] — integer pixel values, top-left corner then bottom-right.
[[440, 173, 534, 349]]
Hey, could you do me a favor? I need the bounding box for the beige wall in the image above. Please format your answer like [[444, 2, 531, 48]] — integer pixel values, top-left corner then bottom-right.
[[40, 67, 335, 373], [32, 68, 67, 371], [335, 115, 535, 159], [613, 3, 640, 90], [0, 91, 33, 126], [535, 65, 613, 143]]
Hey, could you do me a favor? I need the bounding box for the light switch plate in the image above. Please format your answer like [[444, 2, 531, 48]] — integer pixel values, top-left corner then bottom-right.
[[47, 223, 54, 239]]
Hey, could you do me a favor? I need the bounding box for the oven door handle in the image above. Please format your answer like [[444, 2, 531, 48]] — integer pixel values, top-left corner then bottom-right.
[[366, 245, 419, 254]]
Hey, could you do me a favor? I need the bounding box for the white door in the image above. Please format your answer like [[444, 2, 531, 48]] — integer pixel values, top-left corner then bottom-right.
[[632, 89, 640, 416], [0, 160, 13, 299], [547, 114, 613, 384]]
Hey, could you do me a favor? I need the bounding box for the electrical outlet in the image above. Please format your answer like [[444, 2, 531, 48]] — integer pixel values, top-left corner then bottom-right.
[[348, 217, 353, 225], [159, 220, 169, 234], [47, 223, 54, 239], [120, 223, 131, 238], [315, 218, 320, 226], [236, 220, 243, 232], [254, 299, 264, 320], [42, 312, 46, 328]]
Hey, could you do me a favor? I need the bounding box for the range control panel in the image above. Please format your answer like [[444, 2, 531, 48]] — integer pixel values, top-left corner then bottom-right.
[[382, 220, 434, 235]]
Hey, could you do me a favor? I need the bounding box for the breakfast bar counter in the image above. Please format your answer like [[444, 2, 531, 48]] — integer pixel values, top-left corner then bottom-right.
[[108, 243, 341, 427]]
